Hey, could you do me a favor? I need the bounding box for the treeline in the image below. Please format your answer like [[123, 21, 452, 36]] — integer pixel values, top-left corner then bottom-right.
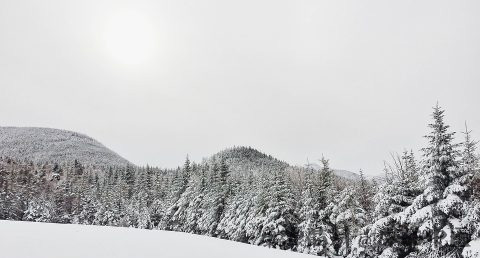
[[0, 104, 479, 258]]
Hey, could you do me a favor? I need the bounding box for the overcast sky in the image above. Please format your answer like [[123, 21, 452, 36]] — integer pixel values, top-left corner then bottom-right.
[[1, 0, 479, 175]]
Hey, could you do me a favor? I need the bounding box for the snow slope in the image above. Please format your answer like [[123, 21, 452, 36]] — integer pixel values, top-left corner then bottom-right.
[[0, 127, 129, 167], [0, 220, 312, 258], [463, 239, 480, 258]]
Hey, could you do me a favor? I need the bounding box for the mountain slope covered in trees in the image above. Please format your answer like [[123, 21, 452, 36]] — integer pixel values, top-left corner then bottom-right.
[[0, 126, 360, 181], [0, 127, 130, 167]]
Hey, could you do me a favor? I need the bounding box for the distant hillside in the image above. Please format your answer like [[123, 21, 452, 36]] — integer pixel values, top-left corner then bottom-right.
[[0, 127, 130, 167], [210, 146, 360, 181], [0, 126, 362, 180], [211, 146, 289, 176]]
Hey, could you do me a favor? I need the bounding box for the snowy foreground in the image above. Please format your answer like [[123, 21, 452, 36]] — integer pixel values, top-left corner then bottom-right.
[[464, 239, 480, 258], [0, 220, 314, 258]]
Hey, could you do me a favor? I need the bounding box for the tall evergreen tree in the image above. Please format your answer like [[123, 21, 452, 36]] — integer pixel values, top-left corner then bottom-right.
[[357, 169, 374, 223], [257, 169, 298, 250], [402, 104, 468, 257], [330, 187, 366, 256], [298, 157, 335, 256], [351, 151, 421, 257]]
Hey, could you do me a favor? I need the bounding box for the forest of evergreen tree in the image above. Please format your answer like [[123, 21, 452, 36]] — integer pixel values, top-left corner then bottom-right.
[[1, 105, 479, 258]]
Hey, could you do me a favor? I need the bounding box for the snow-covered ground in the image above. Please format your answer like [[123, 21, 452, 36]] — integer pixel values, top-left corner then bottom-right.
[[463, 239, 480, 258], [0, 220, 312, 258]]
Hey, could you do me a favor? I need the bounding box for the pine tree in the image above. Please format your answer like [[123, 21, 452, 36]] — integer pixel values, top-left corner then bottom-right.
[[401, 104, 467, 256], [184, 165, 208, 234], [352, 152, 421, 257], [217, 172, 256, 242], [124, 164, 135, 198], [298, 166, 318, 253], [51, 163, 62, 181], [196, 158, 231, 236], [246, 170, 270, 245], [298, 157, 335, 256], [460, 124, 480, 251], [0, 164, 8, 219], [164, 156, 193, 231], [23, 192, 54, 222], [256, 169, 298, 250], [357, 169, 374, 223], [460, 123, 479, 200], [330, 187, 366, 256]]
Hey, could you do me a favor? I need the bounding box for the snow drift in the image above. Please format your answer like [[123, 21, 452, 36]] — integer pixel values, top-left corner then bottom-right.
[[0, 220, 312, 258]]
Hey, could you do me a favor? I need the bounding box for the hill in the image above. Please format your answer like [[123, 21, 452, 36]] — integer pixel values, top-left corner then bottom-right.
[[211, 146, 290, 176], [211, 146, 360, 181], [0, 126, 359, 180], [0, 127, 130, 167]]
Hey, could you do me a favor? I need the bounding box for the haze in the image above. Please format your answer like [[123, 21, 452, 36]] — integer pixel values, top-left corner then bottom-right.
[[1, 0, 479, 175]]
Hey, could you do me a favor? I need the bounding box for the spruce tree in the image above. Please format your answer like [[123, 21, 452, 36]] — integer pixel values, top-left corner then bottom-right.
[[460, 124, 480, 250], [357, 169, 374, 223], [402, 104, 467, 256], [257, 169, 298, 250], [298, 157, 335, 256], [330, 187, 366, 256], [352, 151, 421, 257]]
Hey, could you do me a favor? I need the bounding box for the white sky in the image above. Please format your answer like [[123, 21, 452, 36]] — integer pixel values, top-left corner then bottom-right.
[[1, 0, 479, 175]]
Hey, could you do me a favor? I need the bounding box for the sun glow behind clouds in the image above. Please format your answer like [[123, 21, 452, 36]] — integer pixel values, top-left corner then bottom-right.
[[103, 10, 158, 65]]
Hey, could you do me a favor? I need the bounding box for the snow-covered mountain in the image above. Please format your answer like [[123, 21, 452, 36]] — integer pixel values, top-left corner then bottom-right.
[[0, 220, 313, 258], [0, 126, 363, 181], [210, 146, 290, 176], [211, 146, 363, 182], [0, 127, 129, 167]]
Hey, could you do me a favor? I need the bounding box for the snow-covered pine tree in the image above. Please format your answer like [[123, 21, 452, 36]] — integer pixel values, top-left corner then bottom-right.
[[164, 157, 193, 231], [246, 169, 270, 245], [374, 151, 421, 220], [196, 157, 231, 236], [53, 176, 75, 223], [298, 157, 335, 256], [298, 166, 319, 253], [460, 124, 480, 252], [256, 167, 298, 250], [257, 169, 298, 250], [211, 157, 231, 236], [183, 164, 208, 234], [0, 164, 8, 219], [217, 172, 256, 242], [317, 157, 336, 257], [330, 186, 366, 256], [318, 157, 334, 208], [401, 104, 469, 257], [51, 163, 62, 181], [23, 191, 54, 222], [461, 123, 479, 201], [346, 169, 375, 257], [357, 170, 375, 223], [150, 168, 171, 228], [351, 151, 422, 257], [123, 164, 135, 198], [129, 168, 151, 229]]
